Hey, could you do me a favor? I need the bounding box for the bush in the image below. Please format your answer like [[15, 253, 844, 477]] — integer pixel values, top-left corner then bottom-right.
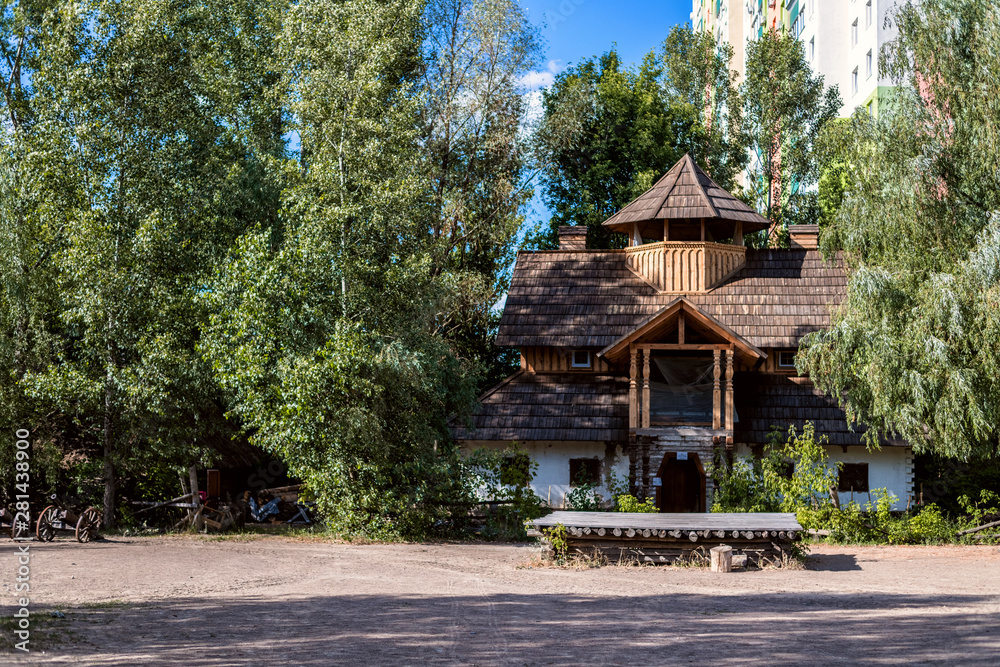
[[463, 443, 544, 540], [614, 494, 657, 513], [712, 422, 838, 513]]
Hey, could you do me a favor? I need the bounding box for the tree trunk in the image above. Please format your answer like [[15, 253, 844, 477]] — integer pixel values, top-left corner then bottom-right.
[[102, 354, 116, 528]]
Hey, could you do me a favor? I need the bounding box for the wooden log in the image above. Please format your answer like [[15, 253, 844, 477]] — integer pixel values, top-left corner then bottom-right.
[[613, 527, 622, 537], [714, 531, 725, 538], [626, 528, 636, 538], [597, 528, 606, 536], [658, 530, 667, 538], [670, 530, 682, 538], [582, 527, 591, 535], [688, 531, 699, 542], [133, 493, 195, 514], [710, 546, 733, 573], [957, 520, 1000, 536], [642, 529, 652, 538]]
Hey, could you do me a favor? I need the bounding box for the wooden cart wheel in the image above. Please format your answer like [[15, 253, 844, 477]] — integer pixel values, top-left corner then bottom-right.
[[75, 507, 101, 543], [36, 505, 59, 542]]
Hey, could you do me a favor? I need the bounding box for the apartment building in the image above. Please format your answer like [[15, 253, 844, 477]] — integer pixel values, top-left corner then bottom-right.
[[691, 0, 900, 116]]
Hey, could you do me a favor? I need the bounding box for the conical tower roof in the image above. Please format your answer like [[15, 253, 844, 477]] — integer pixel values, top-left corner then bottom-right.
[[602, 153, 769, 239]]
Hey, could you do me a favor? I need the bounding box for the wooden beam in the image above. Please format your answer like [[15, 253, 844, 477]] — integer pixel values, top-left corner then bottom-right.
[[724, 349, 734, 431], [642, 349, 651, 429], [663, 219, 669, 242], [734, 220, 744, 247], [629, 348, 638, 430], [678, 311, 686, 345], [636, 343, 730, 351], [700, 219, 705, 242], [713, 349, 721, 430]]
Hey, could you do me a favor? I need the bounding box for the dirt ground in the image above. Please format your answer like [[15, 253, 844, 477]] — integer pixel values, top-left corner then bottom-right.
[[1, 535, 999, 666]]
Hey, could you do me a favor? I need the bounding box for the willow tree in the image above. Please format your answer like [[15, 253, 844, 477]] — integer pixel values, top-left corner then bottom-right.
[[799, 0, 1000, 459]]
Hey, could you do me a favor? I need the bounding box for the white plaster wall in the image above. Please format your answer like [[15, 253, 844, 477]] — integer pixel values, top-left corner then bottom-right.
[[824, 445, 914, 510], [731, 444, 914, 510], [461, 441, 630, 509]]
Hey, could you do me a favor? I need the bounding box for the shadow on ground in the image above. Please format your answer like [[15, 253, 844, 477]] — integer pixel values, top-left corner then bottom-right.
[[14, 589, 1000, 666]]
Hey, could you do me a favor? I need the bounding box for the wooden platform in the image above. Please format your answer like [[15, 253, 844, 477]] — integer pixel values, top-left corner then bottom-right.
[[531, 511, 802, 566]]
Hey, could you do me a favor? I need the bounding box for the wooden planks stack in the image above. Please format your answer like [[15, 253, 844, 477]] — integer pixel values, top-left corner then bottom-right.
[[532, 511, 802, 567]]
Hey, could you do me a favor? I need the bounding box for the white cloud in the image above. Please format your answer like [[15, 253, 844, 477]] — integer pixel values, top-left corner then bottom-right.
[[519, 60, 563, 92]]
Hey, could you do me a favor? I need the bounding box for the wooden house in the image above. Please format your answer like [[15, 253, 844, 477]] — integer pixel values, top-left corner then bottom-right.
[[453, 154, 914, 512]]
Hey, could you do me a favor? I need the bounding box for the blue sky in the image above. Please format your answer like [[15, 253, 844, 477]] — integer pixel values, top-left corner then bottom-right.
[[518, 0, 694, 233]]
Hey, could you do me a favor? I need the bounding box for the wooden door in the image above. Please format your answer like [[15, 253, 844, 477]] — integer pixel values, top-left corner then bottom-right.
[[655, 454, 705, 513]]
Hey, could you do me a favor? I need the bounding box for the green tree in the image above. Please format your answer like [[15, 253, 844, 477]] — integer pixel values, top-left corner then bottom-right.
[[799, 0, 1000, 459], [418, 0, 542, 390], [9, 0, 284, 524], [534, 26, 746, 250], [201, 0, 480, 538], [741, 29, 841, 243]]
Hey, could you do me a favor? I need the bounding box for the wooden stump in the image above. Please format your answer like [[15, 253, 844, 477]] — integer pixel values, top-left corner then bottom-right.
[[710, 545, 733, 573]]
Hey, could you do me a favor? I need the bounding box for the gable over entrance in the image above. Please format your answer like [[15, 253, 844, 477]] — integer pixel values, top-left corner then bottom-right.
[[598, 298, 765, 434]]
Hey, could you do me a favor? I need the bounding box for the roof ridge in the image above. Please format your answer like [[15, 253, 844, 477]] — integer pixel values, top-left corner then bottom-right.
[[644, 158, 685, 220], [687, 154, 720, 219]]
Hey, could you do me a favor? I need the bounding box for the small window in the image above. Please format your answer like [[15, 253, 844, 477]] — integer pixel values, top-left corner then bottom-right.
[[571, 350, 591, 368], [866, 50, 873, 78], [852, 67, 859, 95], [838, 463, 870, 493], [851, 19, 858, 46], [865, 0, 872, 27], [809, 37, 815, 62], [778, 351, 797, 368], [569, 458, 601, 487]]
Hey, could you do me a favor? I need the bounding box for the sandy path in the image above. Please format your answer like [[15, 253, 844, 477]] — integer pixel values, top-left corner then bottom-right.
[[2, 536, 999, 665]]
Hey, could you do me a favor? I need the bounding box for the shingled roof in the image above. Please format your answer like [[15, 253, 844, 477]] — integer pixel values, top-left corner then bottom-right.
[[452, 372, 629, 442], [496, 248, 846, 350], [452, 368, 891, 447], [733, 373, 903, 447], [602, 153, 770, 238]]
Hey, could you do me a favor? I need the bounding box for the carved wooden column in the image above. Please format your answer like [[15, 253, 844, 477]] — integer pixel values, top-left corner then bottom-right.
[[628, 435, 637, 495], [629, 348, 638, 430], [641, 441, 651, 500], [641, 349, 651, 429], [724, 348, 734, 431], [712, 349, 721, 429]]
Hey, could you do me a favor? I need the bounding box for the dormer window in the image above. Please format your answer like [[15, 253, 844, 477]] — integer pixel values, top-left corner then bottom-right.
[[778, 351, 797, 368], [571, 350, 592, 368]]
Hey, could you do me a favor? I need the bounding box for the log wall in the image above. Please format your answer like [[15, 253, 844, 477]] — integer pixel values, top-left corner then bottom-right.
[[520, 347, 612, 373]]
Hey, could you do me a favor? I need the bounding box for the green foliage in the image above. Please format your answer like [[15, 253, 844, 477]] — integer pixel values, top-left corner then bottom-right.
[[808, 490, 958, 545], [614, 494, 657, 513], [532, 26, 747, 250], [463, 444, 543, 540], [712, 422, 839, 513], [710, 454, 781, 513], [798, 1, 1000, 459], [741, 29, 841, 242], [956, 490, 1000, 533], [542, 522, 569, 562], [565, 483, 603, 512]]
